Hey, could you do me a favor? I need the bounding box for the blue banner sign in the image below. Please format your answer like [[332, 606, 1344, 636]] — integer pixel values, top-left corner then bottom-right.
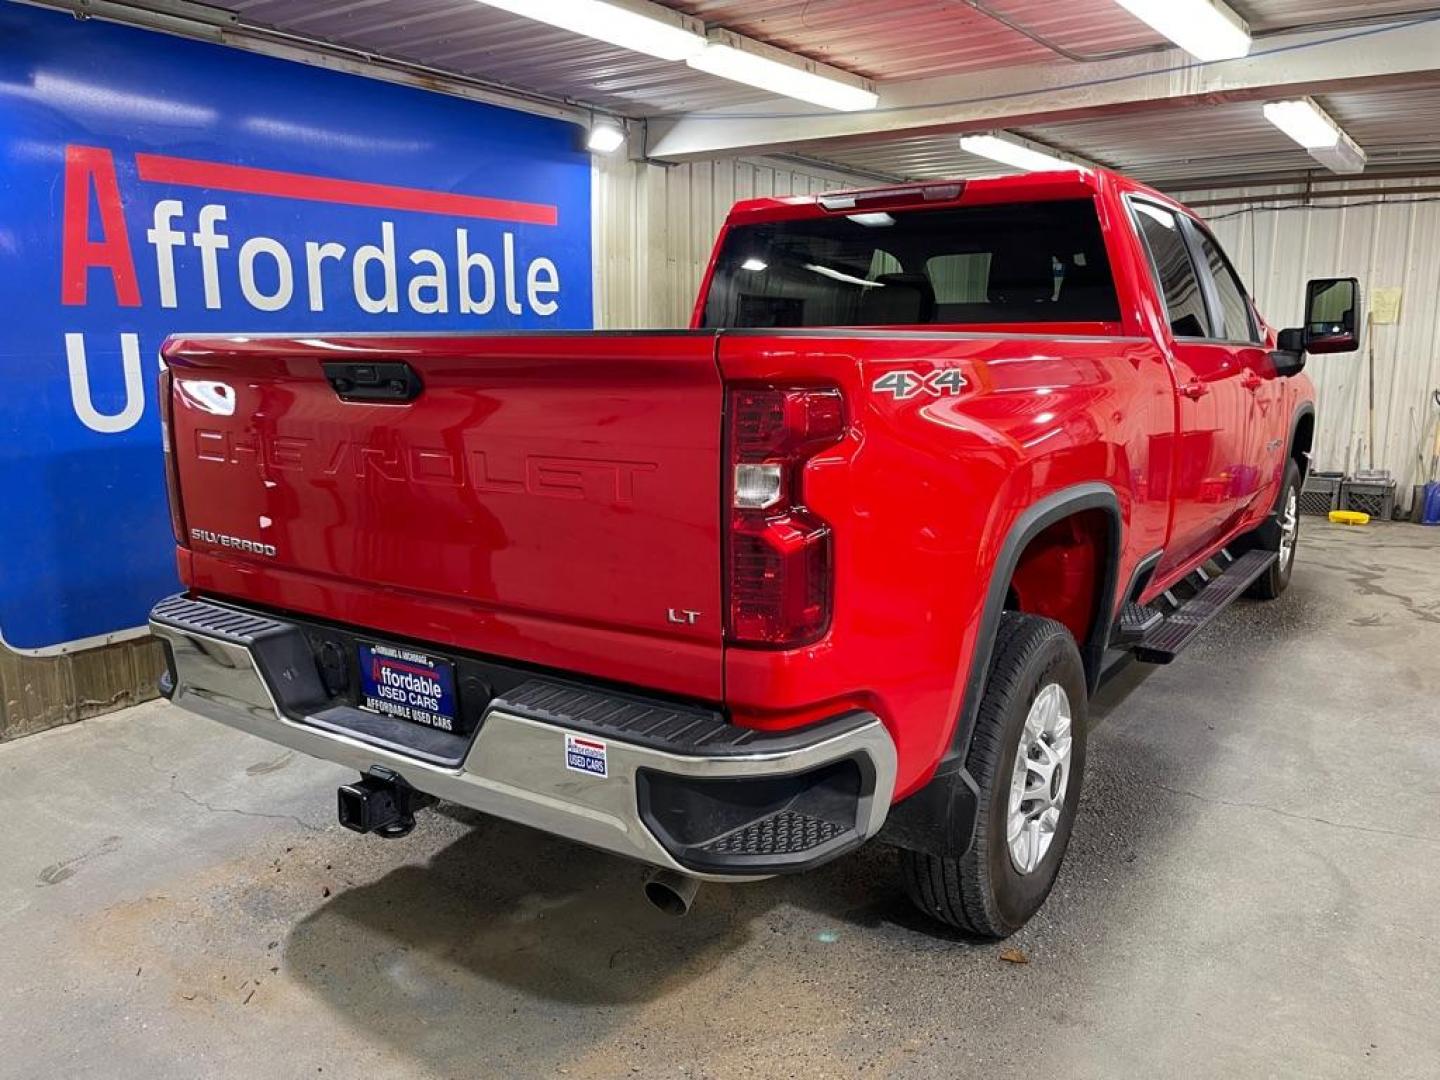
[[0, 4, 593, 651]]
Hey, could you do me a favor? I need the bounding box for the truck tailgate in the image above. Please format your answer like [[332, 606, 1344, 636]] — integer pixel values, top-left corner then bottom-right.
[[161, 333, 725, 700]]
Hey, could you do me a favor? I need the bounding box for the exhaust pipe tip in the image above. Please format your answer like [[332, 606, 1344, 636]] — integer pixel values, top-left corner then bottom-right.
[[643, 869, 700, 916]]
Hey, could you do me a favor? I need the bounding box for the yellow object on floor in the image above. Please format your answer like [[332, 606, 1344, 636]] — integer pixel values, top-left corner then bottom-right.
[[1330, 510, 1371, 525]]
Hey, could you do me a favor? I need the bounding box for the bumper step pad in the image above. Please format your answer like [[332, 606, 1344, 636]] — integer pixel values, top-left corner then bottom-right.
[[150, 594, 288, 645], [1134, 549, 1277, 664], [497, 680, 752, 754], [698, 809, 850, 858]]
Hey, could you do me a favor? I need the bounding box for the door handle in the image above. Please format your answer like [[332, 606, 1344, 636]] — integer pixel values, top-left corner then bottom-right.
[[1180, 379, 1208, 400]]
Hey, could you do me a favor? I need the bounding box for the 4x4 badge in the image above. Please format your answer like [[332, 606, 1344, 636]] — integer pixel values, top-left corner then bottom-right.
[[872, 369, 968, 400]]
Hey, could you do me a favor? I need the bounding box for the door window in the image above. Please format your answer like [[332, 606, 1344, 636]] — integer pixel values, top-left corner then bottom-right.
[[1191, 227, 1261, 343], [1131, 201, 1211, 339]]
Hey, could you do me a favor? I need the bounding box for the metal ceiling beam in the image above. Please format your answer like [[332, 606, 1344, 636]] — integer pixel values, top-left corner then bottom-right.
[[1183, 183, 1440, 208], [1162, 163, 1440, 193], [22, 0, 598, 126], [645, 15, 1440, 162]]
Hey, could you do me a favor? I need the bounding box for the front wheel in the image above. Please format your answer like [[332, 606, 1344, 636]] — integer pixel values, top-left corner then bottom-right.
[[900, 613, 1088, 938], [1246, 459, 1302, 600]]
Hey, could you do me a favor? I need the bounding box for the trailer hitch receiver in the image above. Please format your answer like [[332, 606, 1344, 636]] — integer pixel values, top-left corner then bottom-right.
[[337, 768, 433, 838]]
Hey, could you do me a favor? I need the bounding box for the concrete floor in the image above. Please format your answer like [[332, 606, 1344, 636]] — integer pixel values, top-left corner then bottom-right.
[[2, 520, 1437, 1079]]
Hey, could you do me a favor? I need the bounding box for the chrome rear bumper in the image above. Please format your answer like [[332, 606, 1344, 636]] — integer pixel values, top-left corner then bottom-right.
[[149, 595, 896, 880]]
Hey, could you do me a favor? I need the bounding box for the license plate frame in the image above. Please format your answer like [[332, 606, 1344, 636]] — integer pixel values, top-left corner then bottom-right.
[[357, 642, 460, 734]]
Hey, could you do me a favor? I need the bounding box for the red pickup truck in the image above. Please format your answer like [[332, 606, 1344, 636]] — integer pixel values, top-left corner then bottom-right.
[[151, 169, 1359, 937]]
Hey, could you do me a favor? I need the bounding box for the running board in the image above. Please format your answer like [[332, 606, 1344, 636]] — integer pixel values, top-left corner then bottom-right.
[[1133, 549, 1277, 665]]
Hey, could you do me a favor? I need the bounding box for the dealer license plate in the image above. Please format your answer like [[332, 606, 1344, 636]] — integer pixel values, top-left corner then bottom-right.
[[357, 642, 458, 733]]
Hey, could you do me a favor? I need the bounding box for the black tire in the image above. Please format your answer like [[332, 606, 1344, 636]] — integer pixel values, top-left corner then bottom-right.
[[901, 613, 1088, 938], [1245, 458, 1302, 600]]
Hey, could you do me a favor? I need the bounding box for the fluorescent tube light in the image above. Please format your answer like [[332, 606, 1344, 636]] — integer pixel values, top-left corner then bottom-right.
[[1263, 98, 1340, 149], [847, 212, 895, 227], [1112, 0, 1251, 62], [470, 0, 706, 62], [1264, 98, 1367, 173], [1309, 133, 1367, 174], [958, 134, 1079, 173], [471, 3, 876, 112], [740, 258, 768, 272], [586, 120, 626, 153], [688, 31, 878, 112]]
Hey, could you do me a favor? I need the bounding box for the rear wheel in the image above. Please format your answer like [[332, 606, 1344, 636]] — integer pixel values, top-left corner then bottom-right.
[[1246, 459, 1301, 600], [901, 613, 1088, 938]]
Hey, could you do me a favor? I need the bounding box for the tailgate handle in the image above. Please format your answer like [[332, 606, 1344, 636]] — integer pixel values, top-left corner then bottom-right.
[[323, 361, 423, 403]]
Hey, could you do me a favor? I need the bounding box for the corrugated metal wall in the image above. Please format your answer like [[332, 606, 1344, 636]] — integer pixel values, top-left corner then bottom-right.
[[0, 639, 165, 742], [1196, 181, 1440, 509], [593, 153, 870, 329]]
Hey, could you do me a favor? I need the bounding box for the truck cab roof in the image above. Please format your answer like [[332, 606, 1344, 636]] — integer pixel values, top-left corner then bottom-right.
[[725, 168, 1182, 224]]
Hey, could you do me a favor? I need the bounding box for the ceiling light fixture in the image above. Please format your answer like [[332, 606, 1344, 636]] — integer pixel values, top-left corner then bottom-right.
[[687, 31, 879, 112], [1112, 0, 1252, 62], [1263, 98, 1341, 149], [1263, 98, 1367, 173], [958, 133, 1083, 173], [586, 120, 626, 153], [469, 0, 706, 62]]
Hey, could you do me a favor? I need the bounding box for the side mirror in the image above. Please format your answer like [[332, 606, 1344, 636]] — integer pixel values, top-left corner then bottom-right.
[[1301, 277, 1361, 354]]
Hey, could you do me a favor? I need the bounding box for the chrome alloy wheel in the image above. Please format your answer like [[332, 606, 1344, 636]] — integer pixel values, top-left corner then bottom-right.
[[1279, 486, 1299, 568], [1007, 682, 1074, 875]]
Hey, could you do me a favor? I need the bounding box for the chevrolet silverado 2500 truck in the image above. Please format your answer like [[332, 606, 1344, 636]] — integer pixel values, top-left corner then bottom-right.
[[150, 169, 1360, 936]]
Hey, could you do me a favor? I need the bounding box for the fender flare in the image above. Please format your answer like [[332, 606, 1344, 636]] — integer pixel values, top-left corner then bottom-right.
[[953, 482, 1122, 753], [1243, 400, 1318, 554], [1239, 401, 1317, 552], [880, 482, 1122, 857], [1288, 401, 1316, 480]]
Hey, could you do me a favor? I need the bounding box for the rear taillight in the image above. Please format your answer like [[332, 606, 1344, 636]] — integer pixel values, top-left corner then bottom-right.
[[725, 386, 845, 647], [158, 366, 188, 547]]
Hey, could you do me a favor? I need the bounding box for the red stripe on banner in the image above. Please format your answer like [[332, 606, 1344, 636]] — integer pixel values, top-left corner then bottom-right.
[[134, 153, 559, 226]]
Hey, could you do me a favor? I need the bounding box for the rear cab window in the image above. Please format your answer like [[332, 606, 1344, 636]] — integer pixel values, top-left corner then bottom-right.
[[700, 199, 1122, 330]]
